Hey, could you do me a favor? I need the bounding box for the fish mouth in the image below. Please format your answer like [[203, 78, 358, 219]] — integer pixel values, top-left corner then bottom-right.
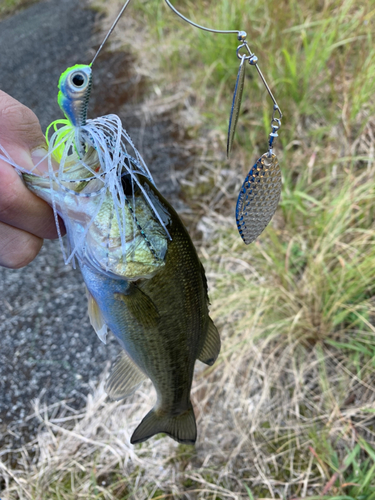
[[22, 171, 50, 190], [22, 172, 59, 208], [23, 139, 174, 276], [24, 169, 169, 279]]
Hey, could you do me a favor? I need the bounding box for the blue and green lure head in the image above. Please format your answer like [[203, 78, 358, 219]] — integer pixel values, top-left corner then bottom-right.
[[57, 64, 92, 128], [46, 64, 92, 161]]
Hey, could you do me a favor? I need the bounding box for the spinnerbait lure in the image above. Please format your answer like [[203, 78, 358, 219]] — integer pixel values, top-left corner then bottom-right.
[[0, 0, 282, 446], [0, 0, 283, 253]]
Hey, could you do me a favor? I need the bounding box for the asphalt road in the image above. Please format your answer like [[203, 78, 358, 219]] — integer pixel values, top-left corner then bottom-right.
[[0, 0, 185, 447]]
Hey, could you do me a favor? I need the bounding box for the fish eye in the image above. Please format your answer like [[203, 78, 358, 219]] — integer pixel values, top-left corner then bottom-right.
[[71, 72, 86, 88]]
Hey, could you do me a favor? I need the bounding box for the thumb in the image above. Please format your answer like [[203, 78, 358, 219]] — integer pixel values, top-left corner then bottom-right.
[[0, 90, 49, 174]]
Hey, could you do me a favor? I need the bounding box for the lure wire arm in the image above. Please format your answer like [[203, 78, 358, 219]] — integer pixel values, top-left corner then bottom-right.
[[235, 40, 282, 119], [164, 0, 282, 127], [164, 0, 244, 37], [90, 0, 134, 67]]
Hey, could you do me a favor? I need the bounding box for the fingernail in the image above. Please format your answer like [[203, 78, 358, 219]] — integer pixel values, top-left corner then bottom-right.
[[31, 147, 49, 174]]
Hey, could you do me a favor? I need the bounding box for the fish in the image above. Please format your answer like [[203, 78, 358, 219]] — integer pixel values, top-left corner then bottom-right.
[[20, 62, 220, 445], [23, 160, 220, 445]]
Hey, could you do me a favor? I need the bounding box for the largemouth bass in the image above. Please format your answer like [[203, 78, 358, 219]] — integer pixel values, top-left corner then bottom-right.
[[20, 60, 220, 445], [23, 162, 220, 445]]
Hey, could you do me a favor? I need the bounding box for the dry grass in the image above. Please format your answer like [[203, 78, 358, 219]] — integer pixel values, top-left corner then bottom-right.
[[2, 0, 375, 498]]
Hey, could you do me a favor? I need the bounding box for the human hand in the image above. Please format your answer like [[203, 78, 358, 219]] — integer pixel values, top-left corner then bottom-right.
[[0, 91, 65, 269]]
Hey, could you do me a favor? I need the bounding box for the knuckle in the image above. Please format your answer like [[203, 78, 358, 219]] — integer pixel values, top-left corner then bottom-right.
[[0, 92, 44, 147], [0, 96, 36, 126], [9, 244, 41, 269]]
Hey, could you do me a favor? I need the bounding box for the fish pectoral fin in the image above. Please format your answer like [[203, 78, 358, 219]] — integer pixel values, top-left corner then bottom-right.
[[131, 402, 197, 445], [86, 287, 108, 344], [198, 317, 221, 366], [105, 351, 146, 400], [114, 285, 159, 329]]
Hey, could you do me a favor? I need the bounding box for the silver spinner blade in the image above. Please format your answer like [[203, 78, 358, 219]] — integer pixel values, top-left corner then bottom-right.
[[227, 56, 246, 157], [236, 153, 282, 244]]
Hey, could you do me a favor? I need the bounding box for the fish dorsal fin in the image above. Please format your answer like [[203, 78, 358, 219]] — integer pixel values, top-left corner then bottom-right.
[[105, 351, 147, 400], [114, 284, 160, 329], [86, 287, 108, 344], [198, 317, 221, 366]]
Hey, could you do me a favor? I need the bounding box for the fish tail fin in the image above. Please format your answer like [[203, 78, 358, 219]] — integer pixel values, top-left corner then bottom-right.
[[130, 403, 196, 445]]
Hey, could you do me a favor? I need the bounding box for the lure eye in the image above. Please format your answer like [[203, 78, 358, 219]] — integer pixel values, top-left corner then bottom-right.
[[71, 71, 87, 88]]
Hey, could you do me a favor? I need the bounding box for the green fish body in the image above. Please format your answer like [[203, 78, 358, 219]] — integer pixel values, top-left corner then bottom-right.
[[81, 175, 220, 444], [23, 167, 220, 445]]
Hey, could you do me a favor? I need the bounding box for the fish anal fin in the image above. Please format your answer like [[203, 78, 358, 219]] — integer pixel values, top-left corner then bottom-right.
[[114, 284, 159, 329], [105, 351, 146, 400], [198, 317, 220, 366], [131, 403, 196, 445], [86, 287, 108, 344]]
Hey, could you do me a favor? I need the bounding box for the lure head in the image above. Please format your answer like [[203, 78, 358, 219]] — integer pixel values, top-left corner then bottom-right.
[[57, 64, 92, 127]]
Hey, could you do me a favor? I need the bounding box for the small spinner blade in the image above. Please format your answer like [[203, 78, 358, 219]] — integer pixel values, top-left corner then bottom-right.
[[236, 153, 282, 244], [227, 56, 246, 157]]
